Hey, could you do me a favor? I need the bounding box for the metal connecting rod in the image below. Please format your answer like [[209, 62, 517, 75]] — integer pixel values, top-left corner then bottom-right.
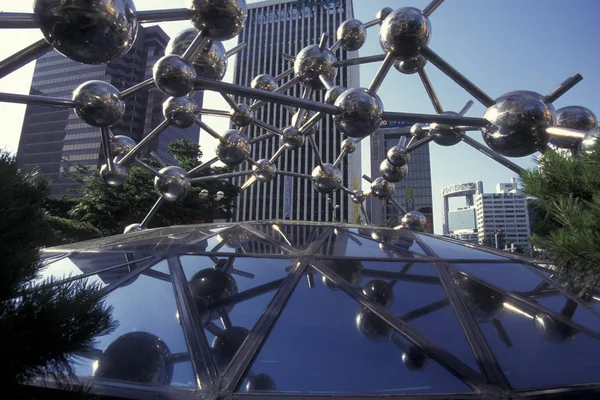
[[0, 39, 51, 80]]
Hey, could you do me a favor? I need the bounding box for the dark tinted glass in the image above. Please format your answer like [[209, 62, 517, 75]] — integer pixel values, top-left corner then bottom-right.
[[416, 234, 508, 260], [451, 262, 547, 292]]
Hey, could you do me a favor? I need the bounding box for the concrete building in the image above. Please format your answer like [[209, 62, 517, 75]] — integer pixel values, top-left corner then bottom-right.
[[447, 206, 477, 233], [231, 0, 361, 222]]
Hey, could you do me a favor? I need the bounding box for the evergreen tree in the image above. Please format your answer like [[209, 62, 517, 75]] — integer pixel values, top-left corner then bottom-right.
[[0, 151, 115, 389]]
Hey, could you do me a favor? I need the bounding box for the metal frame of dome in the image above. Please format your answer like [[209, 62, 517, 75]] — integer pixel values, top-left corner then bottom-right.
[[32, 220, 600, 399]]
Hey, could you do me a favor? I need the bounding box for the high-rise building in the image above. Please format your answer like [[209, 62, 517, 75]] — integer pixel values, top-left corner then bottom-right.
[[231, 0, 361, 222], [447, 206, 477, 232], [17, 26, 202, 197], [369, 120, 433, 232], [441, 181, 483, 235]]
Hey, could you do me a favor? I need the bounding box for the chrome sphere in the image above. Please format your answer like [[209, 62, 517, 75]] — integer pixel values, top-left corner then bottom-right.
[[325, 85, 346, 105], [93, 332, 172, 384], [453, 275, 503, 323], [292, 110, 319, 135], [401, 211, 426, 231], [351, 189, 367, 204], [311, 163, 343, 194], [402, 347, 428, 371], [212, 326, 249, 369], [334, 87, 384, 139], [380, 159, 408, 183], [282, 126, 305, 150], [124, 223, 144, 234], [73, 80, 124, 127], [230, 103, 252, 127], [215, 191, 225, 201], [370, 177, 394, 200], [190, 268, 237, 315], [253, 159, 277, 182], [190, 0, 247, 41], [341, 138, 357, 154], [294, 44, 337, 88], [431, 112, 465, 146], [551, 106, 598, 149], [336, 19, 366, 51], [153, 55, 196, 97], [362, 280, 394, 308], [166, 28, 228, 81], [534, 313, 578, 344], [379, 7, 431, 60], [482, 91, 555, 157], [251, 74, 278, 91], [100, 163, 128, 187], [394, 55, 427, 74], [163, 96, 199, 128], [154, 166, 190, 202], [34, 0, 138, 65], [112, 135, 136, 157], [215, 130, 251, 166], [321, 259, 363, 290], [246, 373, 276, 392], [410, 122, 428, 139], [580, 127, 600, 153], [356, 308, 393, 342], [386, 145, 410, 166], [376, 7, 394, 21]]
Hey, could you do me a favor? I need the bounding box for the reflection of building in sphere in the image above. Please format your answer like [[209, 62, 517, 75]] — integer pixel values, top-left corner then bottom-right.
[[371, 177, 395, 200], [212, 326, 249, 369], [401, 211, 426, 231], [430, 112, 466, 146], [336, 19, 367, 51], [362, 280, 394, 308], [166, 28, 228, 81], [379, 159, 408, 183], [356, 307, 393, 342], [153, 55, 197, 97], [334, 87, 384, 138], [533, 313, 578, 344], [112, 135, 137, 158], [190, 0, 248, 41], [282, 127, 305, 150], [379, 7, 431, 60], [230, 103, 252, 127], [189, 268, 238, 319], [73, 80, 125, 127], [402, 346, 428, 370], [321, 259, 364, 290], [394, 55, 427, 75], [551, 106, 598, 149], [251, 74, 278, 91], [215, 130, 251, 166], [163, 96, 199, 129], [292, 110, 319, 135], [386, 145, 410, 166], [311, 163, 343, 194], [154, 166, 191, 202], [253, 159, 277, 182], [325, 85, 346, 105], [453, 275, 503, 322], [294, 44, 337, 88], [100, 162, 129, 187]]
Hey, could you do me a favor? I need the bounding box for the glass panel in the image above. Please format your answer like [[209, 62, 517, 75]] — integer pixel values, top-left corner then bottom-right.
[[345, 227, 428, 256], [239, 266, 473, 394], [180, 255, 292, 374], [451, 263, 548, 292], [451, 270, 600, 390], [192, 225, 289, 256], [251, 223, 329, 251], [416, 234, 509, 260], [534, 295, 600, 335], [72, 260, 196, 388]]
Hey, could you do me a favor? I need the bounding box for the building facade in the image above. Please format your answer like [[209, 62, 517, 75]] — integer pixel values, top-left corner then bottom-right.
[[369, 120, 434, 232], [447, 206, 477, 233], [231, 0, 361, 222], [17, 26, 202, 197]]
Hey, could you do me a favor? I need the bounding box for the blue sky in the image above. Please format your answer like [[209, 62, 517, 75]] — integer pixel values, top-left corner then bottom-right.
[[0, 0, 598, 233]]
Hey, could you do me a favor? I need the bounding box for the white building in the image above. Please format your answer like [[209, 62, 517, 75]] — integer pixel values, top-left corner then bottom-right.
[[448, 229, 479, 244]]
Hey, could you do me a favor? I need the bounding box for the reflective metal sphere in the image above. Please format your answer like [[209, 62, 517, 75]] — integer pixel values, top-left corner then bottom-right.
[[94, 332, 173, 384], [431, 112, 465, 146], [410, 122, 428, 139], [341, 138, 357, 154], [230, 103, 252, 127], [294, 44, 337, 88], [215, 190, 225, 201], [282, 126, 305, 150], [393, 55, 427, 74], [166, 28, 228, 81], [100, 162, 128, 187], [534, 313, 578, 344], [112, 135, 136, 158], [551, 106, 598, 149], [292, 110, 319, 135], [34, 0, 138, 65], [482, 91, 555, 157], [379, 7, 431, 60], [163, 96, 199, 128], [371, 228, 399, 246], [325, 85, 346, 105], [453, 275, 503, 322], [321, 259, 363, 290], [379, 159, 408, 183], [251, 74, 278, 91], [216, 130, 251, 166], [189, 268, 238, 314], [371, 177, 395, 200], [334, 87, 384, 138], [401, 211, 426, 232], [356, 308, 393, 342], [246, 373, 276, 392], [311, 163, 343, 194], [73, 80, 125, 127], [336, 19, 366, 51], [190, 0, 247, 41], [362, 280, 394, 308], [376, 7, 394, 21], [153, 55, 197, 97], [580, 127, 600, 153], [351, 189, 367, 204], [387, 145, 410, 166], [253, 159, 277, 182], [123, 223, 144, 234], [154, 166, 190, 202], [212, 326, 249, 369], [402, 347, 428, 370]]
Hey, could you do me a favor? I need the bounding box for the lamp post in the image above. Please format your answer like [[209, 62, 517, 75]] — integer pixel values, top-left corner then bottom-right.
[[494, 229, 503, 249], [327, 197, 340, 222]]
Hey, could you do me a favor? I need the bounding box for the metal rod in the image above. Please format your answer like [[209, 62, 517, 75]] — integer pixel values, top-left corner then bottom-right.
[[269, 146, 286, 164], [214, 279, 285, 309], [318, 33, 329, 50], [462, 135, 525, 175], [293, 85, 314, 128], [100, 127, 114, 171], [198, 108, 230, 117], [458, 100, 474, 116], [140, 197, 165, 228], [368, 52, 395, 94], [334, 53, 386, 67], [359, 202, 371, 225], [406, 134, 435, 153], [282, 54, 295, 62], [307, 135, 325, 169], [240, 176, 257, 191], [319, 75, 332, 90], [167, 257, 218, 390], [333, 149, 347, 168], [362, 174, 374, 184], [0, 39, 51, 80], [545, 73, 583, 103], [118, 119, 170, 165], [221, 91, 239, 110], [364, 18, 380, 28], [418, 69, 444, 114], [275, 68, 294, 81], [149, 151, 167, 168], [388, 197, 408, 215], [250, 117, 284, 136], [120, 78, 154, 98], [279, 171, 312, 180], [136, 8, 194, 23], [545, 126, 586, 140], [195, 119, 223, 141], [382, 110, 489, 127], [423, 0, 446, 16], [329, 39, 343, 52], [398, 298, 450, 322], [250, 132, 278, 145], [0, 13, 38, 29], [140, 268, 172, 283], [421, 46, 495, 108], [101, 258, 162, 296], [225, 42, 247, 58], [195, 77, 340, 115], [182, 31, 209, 61], [188, 157, 218, 176], [0, 92, 76, 108], [189, 171, 253, 184], [249, 75, 302, 111], [219, 310, 233, 330]]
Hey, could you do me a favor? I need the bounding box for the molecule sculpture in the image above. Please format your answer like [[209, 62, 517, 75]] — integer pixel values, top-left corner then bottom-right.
[[0, 0, 597, 233]]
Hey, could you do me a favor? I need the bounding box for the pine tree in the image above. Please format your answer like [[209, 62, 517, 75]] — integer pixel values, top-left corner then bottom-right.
[[0, 151, 116, 389]]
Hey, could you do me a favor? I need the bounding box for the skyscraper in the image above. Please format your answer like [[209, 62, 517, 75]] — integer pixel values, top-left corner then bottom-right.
[[17, 26, 202, 197], [369, 120, 434, 232], [231, 0, 361, 222]]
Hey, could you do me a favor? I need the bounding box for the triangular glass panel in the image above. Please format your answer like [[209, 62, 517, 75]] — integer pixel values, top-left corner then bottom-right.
[[531, 293, 600, 335], [448, 269, 600, 390], [346, 226, 429, 256], [450, 262, 549, 292], [250, 222, 329, 251], [237, 265, 474, 395], [416, 234, 510, 260], [189, 225, 289, 256], [72, 260, 196, 388], [179, 255, 293, 374]]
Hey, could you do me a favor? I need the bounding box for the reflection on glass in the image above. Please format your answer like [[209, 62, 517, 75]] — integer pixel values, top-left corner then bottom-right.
[[417, 234, 508, 260], [452, 262, 547, 292]]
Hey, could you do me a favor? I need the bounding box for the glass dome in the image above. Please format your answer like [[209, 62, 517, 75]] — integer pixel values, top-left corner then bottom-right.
[[35, 221, 600, 398]]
